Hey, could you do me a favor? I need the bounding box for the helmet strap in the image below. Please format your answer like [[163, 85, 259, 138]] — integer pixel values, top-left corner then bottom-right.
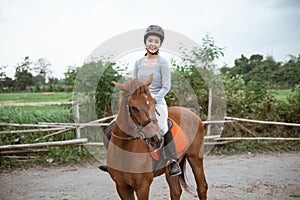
[[145, 49, 159, 56]]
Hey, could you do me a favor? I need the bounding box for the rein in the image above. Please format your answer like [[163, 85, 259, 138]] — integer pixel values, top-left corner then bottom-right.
[[111, 131, 141, 140]]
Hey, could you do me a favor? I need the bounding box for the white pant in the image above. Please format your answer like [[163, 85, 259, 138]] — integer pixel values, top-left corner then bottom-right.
[[155, 100, 168, 134]]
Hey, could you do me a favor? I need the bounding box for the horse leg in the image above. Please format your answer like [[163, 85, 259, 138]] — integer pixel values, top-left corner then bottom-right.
[[187, 156, 208, 200], [116, 184, 135, 200], [165, 175, 182, 200], [134, 183, 151, 200]]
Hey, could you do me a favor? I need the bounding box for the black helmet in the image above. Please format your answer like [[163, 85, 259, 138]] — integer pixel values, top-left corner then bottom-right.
[[144, 25, 164, 44]]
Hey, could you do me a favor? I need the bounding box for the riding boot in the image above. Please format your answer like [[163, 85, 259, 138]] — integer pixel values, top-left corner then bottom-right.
[[163, 129, 182, 177], [98, 165, 108, 172]]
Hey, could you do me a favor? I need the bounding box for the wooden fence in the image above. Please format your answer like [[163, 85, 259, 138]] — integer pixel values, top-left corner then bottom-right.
[[1, 101, 300, 164]]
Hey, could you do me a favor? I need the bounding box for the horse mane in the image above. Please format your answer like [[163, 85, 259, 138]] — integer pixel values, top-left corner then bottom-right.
[[125, 79, 150, 97]]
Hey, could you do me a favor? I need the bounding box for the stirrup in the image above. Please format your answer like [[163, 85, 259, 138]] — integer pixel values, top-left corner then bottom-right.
[[166, 159, 182, 177], [98, 165, 108, 172]]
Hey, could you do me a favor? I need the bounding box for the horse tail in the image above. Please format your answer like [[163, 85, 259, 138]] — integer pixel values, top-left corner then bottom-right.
[[179, 156, 194, 193]]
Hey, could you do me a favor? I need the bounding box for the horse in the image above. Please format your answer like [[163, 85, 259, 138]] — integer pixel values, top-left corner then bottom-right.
[[106, 74, 208, 200]]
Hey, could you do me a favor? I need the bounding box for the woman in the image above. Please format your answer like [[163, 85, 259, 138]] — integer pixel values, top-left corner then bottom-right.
[[133, 25, 181, 176], [99, 25, 181, 177]]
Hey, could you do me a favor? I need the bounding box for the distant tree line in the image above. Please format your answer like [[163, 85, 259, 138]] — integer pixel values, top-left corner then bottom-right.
[[0, 56, 77, 92], [1, 52, 299, 93], [220, 54, 300, 88]]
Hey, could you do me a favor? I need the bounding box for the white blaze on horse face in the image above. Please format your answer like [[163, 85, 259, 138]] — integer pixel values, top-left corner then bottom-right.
[[143, 94, 149, 105]]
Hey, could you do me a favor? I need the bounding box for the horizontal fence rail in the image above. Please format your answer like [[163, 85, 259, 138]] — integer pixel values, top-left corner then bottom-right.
[[0, 101, 73, 107], [225, 116, 300, 127], [0, 138, 88, 151]]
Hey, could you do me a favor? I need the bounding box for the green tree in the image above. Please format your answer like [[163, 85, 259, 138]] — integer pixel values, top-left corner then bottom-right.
[[64, 65, 78, 87], [47, 77, 65, 92], [285, 84, 300, 124], [0, 66, 15, 92], [277, 55, 300, 87], [14, 56, 34, 90], [167, 34, 225, 118], [73, 60, 123, 119], [95, 63, 123, 117], [181, 34, 224, 72], [33, 58, 52, 86], [0, 65, 8, 91]]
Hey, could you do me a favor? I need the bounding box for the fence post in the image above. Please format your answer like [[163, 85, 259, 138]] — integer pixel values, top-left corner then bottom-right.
[[74, 102, 82, 156], [0, 135, 2, 166], [207, 88, 212, 136]]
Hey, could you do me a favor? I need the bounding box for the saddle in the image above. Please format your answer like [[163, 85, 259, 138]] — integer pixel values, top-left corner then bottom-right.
[[103, 118, 188, 161], [149, 118, 187, 160]]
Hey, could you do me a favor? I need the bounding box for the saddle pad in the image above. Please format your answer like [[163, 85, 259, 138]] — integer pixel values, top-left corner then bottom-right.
[[149, 118, 188, 160]]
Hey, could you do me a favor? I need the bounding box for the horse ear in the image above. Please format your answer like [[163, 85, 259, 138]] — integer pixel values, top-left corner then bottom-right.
[[144, 74, 153, 86], [112, 81, 128, 92]]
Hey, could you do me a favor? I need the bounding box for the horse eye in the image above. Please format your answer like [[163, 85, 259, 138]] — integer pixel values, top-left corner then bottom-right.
[[131, 106, 140, 113]]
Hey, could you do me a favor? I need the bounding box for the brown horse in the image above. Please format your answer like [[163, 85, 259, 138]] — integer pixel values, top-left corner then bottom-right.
[[106, 74, 207, 200]]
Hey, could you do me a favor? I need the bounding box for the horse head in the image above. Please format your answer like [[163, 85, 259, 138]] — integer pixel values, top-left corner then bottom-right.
[[112, 74, 164, 152]]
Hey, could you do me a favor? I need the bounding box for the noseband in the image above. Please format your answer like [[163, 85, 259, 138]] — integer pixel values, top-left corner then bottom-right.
[[112, 92, 158, 140]]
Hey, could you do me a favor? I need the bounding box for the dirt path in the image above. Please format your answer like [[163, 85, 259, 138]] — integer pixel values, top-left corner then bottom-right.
[[1, 152, 299, 200]]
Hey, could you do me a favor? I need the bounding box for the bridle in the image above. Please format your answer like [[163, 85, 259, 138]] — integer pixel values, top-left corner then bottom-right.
[[111, 92, 158, 140]]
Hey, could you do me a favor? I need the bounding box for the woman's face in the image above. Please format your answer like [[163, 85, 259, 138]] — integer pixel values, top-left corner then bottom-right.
[[145, 35, 161, 54]]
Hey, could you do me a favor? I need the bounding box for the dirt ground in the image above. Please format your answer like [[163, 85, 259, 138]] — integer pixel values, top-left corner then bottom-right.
[[0, 152, 299, 200]]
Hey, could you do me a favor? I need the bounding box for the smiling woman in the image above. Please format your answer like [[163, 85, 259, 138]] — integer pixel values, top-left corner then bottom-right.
[[133, 25, 183, 177]]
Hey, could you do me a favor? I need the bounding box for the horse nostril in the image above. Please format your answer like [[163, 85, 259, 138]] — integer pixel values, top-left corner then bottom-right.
[[145, 134, 164, 151], [153, 135, 163, 147], [150, 137, 155, 142], [150, 136, 157, 144]]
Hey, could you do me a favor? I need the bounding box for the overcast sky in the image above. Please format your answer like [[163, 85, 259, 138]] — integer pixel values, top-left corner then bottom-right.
[[1, 0, 300, 78]]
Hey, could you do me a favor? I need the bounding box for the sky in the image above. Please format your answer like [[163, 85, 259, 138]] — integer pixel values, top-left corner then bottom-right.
[[1, 0, 300, 79]]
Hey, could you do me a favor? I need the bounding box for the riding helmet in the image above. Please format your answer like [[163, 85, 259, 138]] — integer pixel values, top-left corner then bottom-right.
[[144, 25, 164, 44]]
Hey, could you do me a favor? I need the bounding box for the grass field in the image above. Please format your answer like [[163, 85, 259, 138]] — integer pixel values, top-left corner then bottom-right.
[[0, 92, 73, 114], [0, 92, 72, 103], [0, 90, 293, 104]]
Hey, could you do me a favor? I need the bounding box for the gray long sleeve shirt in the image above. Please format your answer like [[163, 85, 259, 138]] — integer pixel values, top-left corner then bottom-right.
[[133, 56, 171, 103]]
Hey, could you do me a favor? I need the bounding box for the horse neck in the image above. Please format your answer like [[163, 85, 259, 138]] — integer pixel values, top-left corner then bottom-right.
[[112, 95, 150, 154], [114, 95, 134, 137]]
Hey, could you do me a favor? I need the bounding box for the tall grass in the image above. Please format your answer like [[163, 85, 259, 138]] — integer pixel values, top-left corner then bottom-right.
[[0, 103, 94, 169]]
